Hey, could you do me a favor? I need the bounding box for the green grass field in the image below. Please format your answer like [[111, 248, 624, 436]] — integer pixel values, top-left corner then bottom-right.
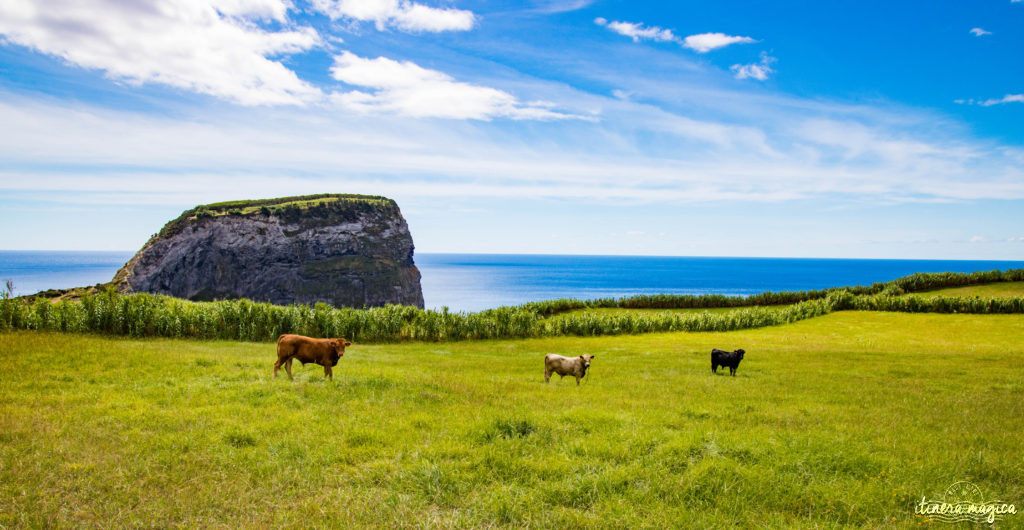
[[3, 310, 1023, 527], [915, 281, 1024, 299]]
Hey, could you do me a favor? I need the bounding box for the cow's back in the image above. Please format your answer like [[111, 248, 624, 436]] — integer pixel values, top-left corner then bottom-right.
[[544, 353, 565, 369], [277, 334, 327, 363], [545, 354, 578, 375]]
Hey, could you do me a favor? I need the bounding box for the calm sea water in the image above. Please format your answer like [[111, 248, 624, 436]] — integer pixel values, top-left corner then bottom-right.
[[2, 251, 1023, 312]]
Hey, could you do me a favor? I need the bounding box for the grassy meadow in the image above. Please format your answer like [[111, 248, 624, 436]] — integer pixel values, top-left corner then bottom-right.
[[917, 281, 1024, 299], [2, 309, 1023, 527]]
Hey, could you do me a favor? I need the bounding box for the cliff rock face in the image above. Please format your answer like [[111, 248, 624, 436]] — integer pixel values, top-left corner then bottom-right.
[[113, 194, 424, 308]]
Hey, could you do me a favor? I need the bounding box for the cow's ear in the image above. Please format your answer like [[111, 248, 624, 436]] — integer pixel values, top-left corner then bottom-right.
[[579, 355, 584, 360], [590, 355, 596, 359], [344, 340, 352, 347]]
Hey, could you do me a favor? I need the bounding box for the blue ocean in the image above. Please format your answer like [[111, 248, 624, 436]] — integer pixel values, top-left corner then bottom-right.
[[2, 251, 1023, 312]]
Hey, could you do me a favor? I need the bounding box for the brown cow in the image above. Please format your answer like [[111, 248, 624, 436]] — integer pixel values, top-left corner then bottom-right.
[[544, 353, 595, 385], [273, 334, 351, 380]]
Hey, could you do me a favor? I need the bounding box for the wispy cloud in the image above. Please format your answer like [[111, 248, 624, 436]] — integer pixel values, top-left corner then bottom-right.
[[594, 18, 678, 43], [2, 88, 1022, 208], [329, 51, 581, 120], [980, 94, 1024, 106], [957, 94, 1024, 106], [311, 0, 476, 32], [0, 0, 321, 105], [530, 0, 594, 14], [969, 27, 993, 36], [682, 33, 755, 53], [731, 52, 776, 80], [594, 18, 755, 53]]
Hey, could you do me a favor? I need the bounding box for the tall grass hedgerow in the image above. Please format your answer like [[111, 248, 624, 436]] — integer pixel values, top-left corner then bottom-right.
[[2, 269, 1023, 343], [0, 291, 544, 343], [521, 269, 1024, 316]]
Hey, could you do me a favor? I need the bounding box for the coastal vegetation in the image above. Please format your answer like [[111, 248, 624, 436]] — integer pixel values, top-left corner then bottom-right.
[[912, 281, 1024, 299], [155, 193, 400, 240], [2, 311, 1021, 526], [2, 269, 1024, 342]]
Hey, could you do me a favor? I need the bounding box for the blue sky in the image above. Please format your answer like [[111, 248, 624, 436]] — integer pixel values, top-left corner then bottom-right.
[[0, 0, 1022, 259]]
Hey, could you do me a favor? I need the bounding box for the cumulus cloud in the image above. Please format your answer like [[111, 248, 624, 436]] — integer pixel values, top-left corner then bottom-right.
[[969, 27, 992, 36], [329, 51, 578, 120], [0, 0, 322, 106], [682, 32, 755, 53], [311, 0, 475, 32], [594, 18, 678, 43], [731, 52, 776, 81]]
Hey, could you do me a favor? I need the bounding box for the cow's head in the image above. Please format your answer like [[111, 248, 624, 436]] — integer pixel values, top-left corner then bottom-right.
[[578, 354, 594, 370], [332, 338, 352, 357], [735, 349, 745, 359]]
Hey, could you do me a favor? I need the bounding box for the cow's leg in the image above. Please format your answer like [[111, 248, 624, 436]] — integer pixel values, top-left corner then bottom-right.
[[284, 357, 294, 380], [324, 364, 333, 381], [730, 366, 736, 376], [544, 369, 551, 383], [575, 375, 581, 386], [712, 363, 717, 374], [273, 358, 281, 377]]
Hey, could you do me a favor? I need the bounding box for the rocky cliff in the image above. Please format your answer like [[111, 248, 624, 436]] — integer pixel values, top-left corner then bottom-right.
[[113, 194, 424, 308]]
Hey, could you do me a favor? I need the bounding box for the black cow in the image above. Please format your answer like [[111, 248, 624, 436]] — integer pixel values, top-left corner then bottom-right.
[[711, 348, 745, 376]]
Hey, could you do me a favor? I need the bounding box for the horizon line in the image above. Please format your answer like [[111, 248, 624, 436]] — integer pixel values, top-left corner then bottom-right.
[[1, 249, 1024, 263]]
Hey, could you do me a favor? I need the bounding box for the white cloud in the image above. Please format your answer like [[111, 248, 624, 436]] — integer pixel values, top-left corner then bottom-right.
[[594, 18, 679, 43], [731, 52, 776, 81], [595, 19, 755, 54], [530, 0, 594, 13], [328, 51, 579, 120], [969, 235, 987, 243], [979, 94, 1024, 106], [0, 0, 322, 106], [311, 0, 475, 32], [3, 90, 1024, 209], [969, 27, 992, 36], [682, 32, 755, 53]]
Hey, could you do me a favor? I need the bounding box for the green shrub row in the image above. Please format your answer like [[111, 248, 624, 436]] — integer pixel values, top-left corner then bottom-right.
[[0, 291, 837, 342], [2, 269, 1022, 343], [836, 293, 1024, 314], [541, 298, 836, 336], [0, 291, 541, 343], [520, 268, 1024, 316]]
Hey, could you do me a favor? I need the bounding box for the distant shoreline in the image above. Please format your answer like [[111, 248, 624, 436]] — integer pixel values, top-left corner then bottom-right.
[[4, 251, 1024, 312]]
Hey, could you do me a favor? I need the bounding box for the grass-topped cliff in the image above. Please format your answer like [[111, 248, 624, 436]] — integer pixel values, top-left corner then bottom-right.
[[155, 194, 400, 240], [108, 193, 423, 309]]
